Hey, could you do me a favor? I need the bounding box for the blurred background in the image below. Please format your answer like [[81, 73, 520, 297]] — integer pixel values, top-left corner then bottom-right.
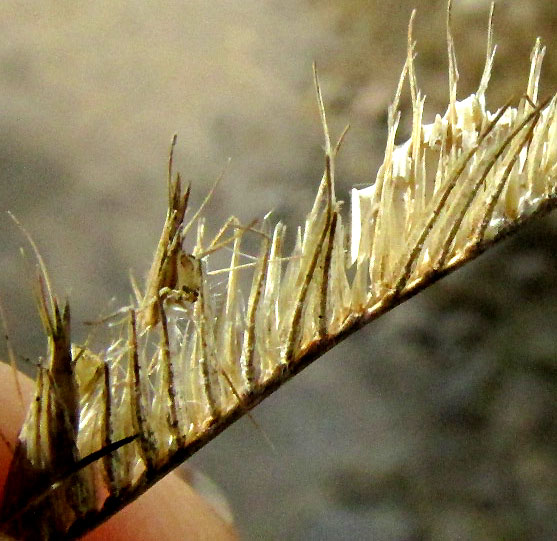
[[1, 0, 556, 539]]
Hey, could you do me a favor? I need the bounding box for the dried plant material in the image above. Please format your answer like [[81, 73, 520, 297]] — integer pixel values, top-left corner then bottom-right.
[[1, 3, 556, 539], [139, 134, 193, 328], [0, 279, 95, 537]]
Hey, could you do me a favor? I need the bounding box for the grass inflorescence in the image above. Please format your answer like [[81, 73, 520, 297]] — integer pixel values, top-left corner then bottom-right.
[[1, 3, 556, 539]]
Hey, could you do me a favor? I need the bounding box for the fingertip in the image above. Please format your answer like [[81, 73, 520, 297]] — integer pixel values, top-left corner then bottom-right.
[[86, 472, 239, 541], [0, 364, 35, 496]]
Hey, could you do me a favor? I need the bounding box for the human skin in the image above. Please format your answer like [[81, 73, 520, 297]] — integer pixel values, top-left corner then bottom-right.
[[0, 363, 238, 541]]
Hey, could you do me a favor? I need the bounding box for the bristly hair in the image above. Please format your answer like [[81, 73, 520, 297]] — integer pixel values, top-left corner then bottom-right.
[[1, 2, 556, 539]]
